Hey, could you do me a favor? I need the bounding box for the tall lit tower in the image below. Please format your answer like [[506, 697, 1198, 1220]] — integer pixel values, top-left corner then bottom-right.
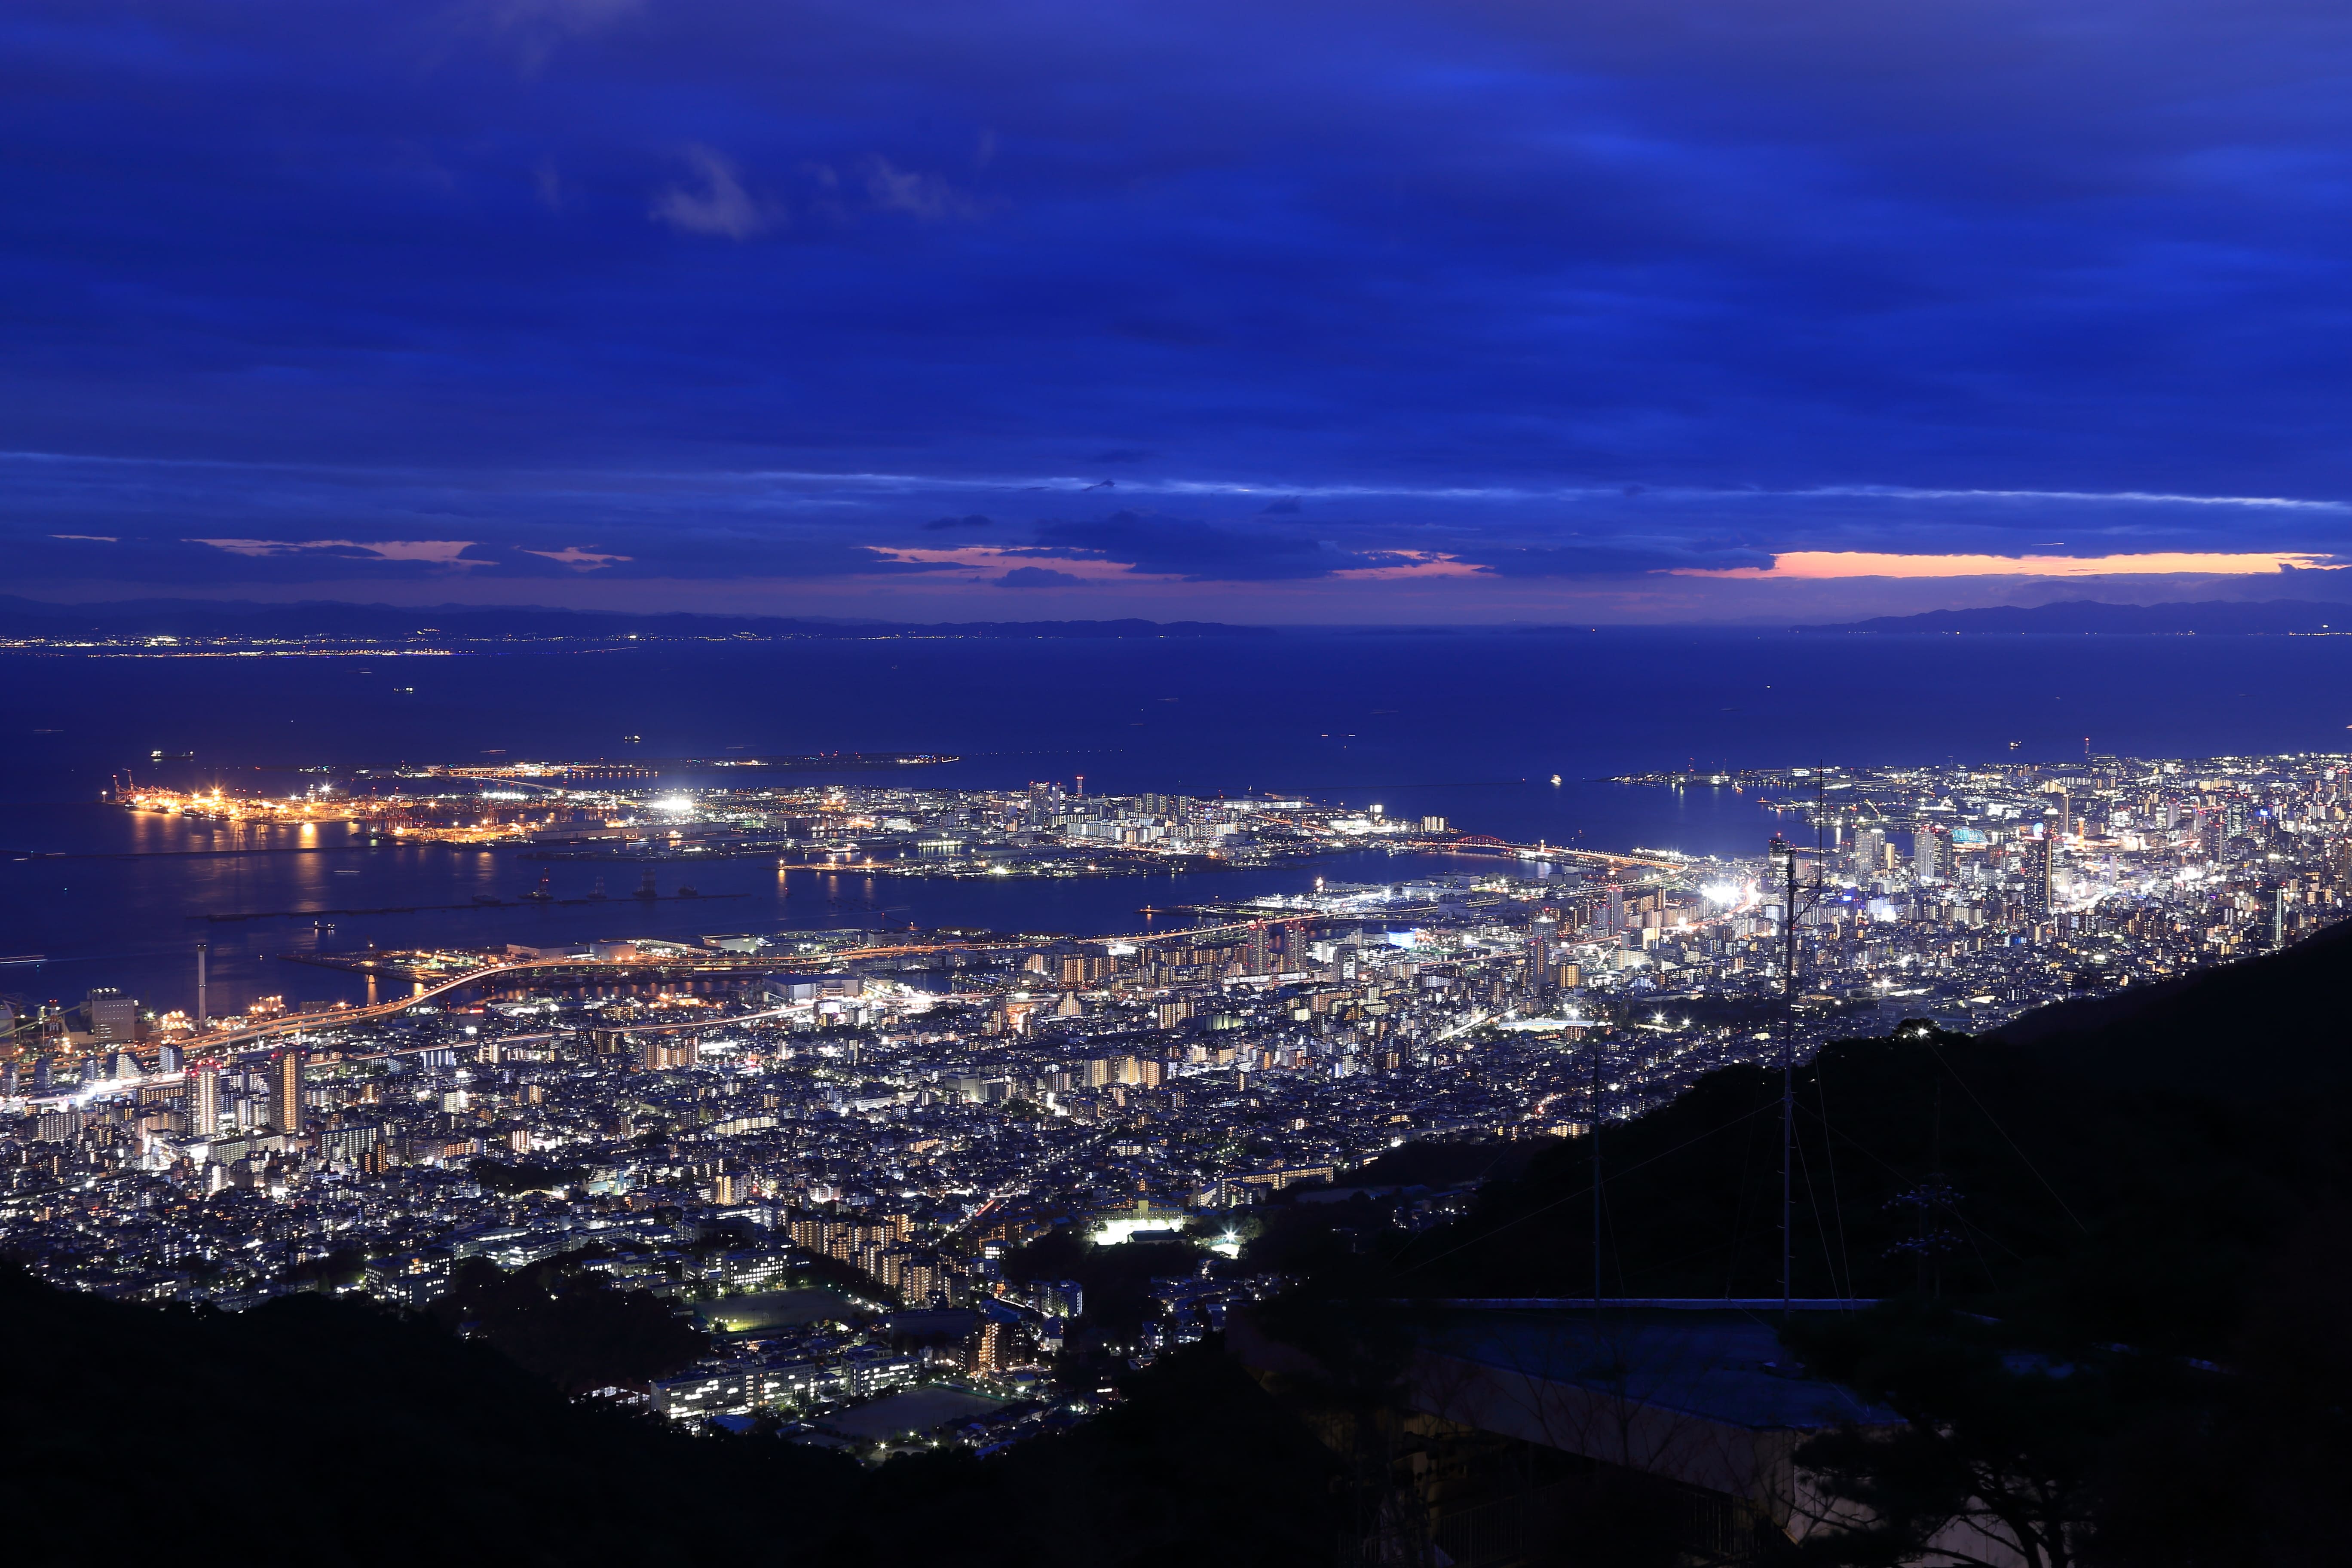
[[269, 1050, 303, 1134], [1853, 827, 1886, 876], [189, 1062, 220, 1134], [2022, 834, 2053, 916], [1528, 911, 1558, 992], [195, 940, 209, 1027], [1766, 833, 1810, 1314], [1911, 826, 1942, 884]]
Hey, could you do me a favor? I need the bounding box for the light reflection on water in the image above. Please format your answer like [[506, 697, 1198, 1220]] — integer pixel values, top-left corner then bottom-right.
[[12, 624, 2346, 1014]]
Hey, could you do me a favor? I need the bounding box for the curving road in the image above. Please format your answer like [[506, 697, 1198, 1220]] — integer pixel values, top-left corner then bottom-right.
[[187, 913, 1312, 1054], [191, 952, 843, 1051]]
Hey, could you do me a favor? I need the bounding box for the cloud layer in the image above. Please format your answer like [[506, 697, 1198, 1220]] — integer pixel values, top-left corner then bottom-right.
[[5, 0, 2352, 616]]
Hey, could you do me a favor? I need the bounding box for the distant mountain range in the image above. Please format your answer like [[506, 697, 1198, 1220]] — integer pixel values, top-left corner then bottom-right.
[[1798, 598, 2352, 634], [0, 595, 1273, 641]]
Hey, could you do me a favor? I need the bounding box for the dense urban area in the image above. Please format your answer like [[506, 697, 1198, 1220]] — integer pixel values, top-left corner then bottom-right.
[[7, 748, 2350, 1459]]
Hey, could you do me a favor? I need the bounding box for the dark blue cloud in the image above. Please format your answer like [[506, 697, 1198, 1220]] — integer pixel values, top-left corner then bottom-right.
[[1029, 510, 1398, 580], [1461, 542, 1776, 579], [994, 565, 1087, 588], [3, 0, 2352, 607]]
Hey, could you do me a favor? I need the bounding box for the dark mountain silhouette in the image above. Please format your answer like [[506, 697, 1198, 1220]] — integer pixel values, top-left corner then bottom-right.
[[0, 1266, 1336, 1568], [1242, 922, 2352, 1565], [1798, 598, 2352, 634], [1993, 912, 2352, 1095]]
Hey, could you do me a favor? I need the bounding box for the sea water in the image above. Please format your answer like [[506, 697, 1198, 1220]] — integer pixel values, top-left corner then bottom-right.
[[5, 625, 2346, 1014]]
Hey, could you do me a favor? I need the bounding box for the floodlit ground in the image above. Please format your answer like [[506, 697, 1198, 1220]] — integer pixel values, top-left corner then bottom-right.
[[823, 1385, 1008, 1440], [705, 1289, 856, 1333]]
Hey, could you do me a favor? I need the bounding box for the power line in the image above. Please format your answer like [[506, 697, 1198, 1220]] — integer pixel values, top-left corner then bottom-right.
[[1926, 1041, 2090, 1235], [1393, 1099, 1781, 1276], [1815, 1057, 1855, 1304]]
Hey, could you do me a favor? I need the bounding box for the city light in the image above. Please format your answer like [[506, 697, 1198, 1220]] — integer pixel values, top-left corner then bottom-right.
[[10, 750, 2340, 1454]]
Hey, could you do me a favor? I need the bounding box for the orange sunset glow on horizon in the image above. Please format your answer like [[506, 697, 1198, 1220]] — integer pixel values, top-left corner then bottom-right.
[[1672, 550, 2346, 580]]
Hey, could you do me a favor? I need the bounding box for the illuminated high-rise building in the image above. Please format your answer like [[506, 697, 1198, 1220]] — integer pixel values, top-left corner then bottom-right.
[[86, 988, 137, 1044], [2021, 835, 2053, 915], [1912, 827, 1942, 883], [1528, 913, 1558, 991], [189, 1062, 220, 1133], [268, 1050, 303, 1134], [966, 1320, 1012, 1374], [1767, 834, 1798, 908], [1853, 827, 1886, 875]]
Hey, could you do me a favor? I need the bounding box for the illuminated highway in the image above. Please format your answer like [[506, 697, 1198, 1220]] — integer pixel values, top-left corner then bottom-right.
[[1414, 833, 1685, 875], [187, 914, 1321, 1053]]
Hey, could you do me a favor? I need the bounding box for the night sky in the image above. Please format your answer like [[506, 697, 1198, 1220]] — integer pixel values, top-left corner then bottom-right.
[[7, 0, 2352, 621]]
